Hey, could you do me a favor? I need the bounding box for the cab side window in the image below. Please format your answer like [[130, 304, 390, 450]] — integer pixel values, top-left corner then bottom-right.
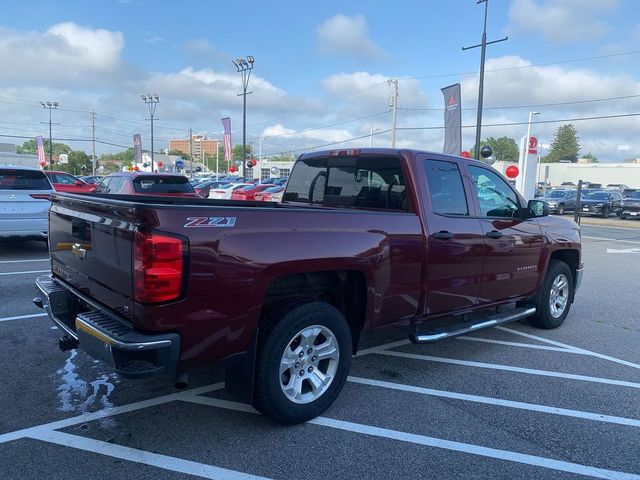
[[424, 160, 468, 216], [107, 177, 127, 194], [95, 178, 111, 194], [468, 166, 520, 218]]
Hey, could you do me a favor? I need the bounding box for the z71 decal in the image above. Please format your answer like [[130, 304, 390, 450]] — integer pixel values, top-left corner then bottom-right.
[[184, 216, 237, 228]]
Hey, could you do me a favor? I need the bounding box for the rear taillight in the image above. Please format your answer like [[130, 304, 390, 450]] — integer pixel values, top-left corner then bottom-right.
[[134, 232, 185, 304], [30, 193, 51, 200], [262, 194, 272, 201]]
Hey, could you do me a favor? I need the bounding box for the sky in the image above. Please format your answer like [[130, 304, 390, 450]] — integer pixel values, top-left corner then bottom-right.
[[0, 0, 639, 161]]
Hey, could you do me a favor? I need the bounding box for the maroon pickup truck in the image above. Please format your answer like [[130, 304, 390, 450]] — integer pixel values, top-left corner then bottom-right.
[[34, 148, 583, 424]]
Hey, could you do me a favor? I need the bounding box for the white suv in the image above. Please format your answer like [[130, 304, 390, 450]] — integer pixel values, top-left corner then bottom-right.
[[0, 166, 53, 239]]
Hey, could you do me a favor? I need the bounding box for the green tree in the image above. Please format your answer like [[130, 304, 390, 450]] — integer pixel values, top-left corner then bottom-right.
[[581, 152, 599, 163], [470, 136, 520, 162], [67, 150, 92, 175], [17, 139, 71, 162], [100, 148, 135, 164], [168, 149, 188, 160], [542, 124, 580, 163]]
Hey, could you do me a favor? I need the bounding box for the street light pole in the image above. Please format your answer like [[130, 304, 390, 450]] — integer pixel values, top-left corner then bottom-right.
[[233, 56, 254, 177], [40, 101, 58, 167], [141, 94, 159, 171], [463, 0, 508, 160]]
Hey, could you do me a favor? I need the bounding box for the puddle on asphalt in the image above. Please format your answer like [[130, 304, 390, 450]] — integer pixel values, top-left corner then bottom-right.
[[55, 350, 120, 428]]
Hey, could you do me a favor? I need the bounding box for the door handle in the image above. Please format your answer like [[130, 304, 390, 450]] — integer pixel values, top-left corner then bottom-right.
[[431, 231, 454, 240], [485, 230, 504, 239]]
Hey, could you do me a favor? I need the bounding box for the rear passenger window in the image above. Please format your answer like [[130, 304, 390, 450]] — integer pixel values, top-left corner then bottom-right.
[[284, 155, 408, 211], [424, 160, 468, 216]]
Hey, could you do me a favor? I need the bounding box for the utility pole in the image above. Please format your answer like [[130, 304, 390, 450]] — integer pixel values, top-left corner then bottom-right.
[[40, 101, 59, 167], [188, 127, 193, 178], [388, 80, 398, 148], [463, 0, 508, 160], [91, 111, 96, 175], [216, 140, 219, 179]]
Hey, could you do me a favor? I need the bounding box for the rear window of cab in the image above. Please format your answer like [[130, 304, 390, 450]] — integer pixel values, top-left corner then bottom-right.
[[0, 169, 51, 190], [132, 176, 194, 194]]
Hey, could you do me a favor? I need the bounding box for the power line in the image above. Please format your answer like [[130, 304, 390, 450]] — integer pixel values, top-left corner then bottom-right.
[[398, 94, 640, 112], [400, 49, 640, 81], [396, 112, 640, 131], [261, 111, 388, 139]]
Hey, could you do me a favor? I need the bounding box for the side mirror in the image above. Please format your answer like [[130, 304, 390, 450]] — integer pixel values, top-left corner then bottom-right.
[[75, 180, 84, 186], [526, 199, 549, 218]]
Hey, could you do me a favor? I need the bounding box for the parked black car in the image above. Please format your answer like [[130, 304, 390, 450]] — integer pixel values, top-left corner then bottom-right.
[[579, 190, 623, 217], [620, 190, 640, 219], [540, 189, 577, 214]]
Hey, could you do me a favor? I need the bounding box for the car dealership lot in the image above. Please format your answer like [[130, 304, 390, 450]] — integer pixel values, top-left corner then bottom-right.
[[1, 226, 639, 480]]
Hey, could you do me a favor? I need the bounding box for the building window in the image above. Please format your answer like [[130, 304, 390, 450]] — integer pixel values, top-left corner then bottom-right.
[[280, 168, 291, 178], [261, 168, 270, 180]]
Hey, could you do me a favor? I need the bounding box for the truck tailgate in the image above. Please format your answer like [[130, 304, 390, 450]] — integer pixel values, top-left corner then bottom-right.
[[48, 194, 137, 322]]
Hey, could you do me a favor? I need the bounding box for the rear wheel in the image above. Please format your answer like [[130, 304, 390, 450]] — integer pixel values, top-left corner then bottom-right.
[[557, 206, 565, 215], [602, 206, 610, 217], [528, 260, 574, 329], [253, 301, 352, 424]]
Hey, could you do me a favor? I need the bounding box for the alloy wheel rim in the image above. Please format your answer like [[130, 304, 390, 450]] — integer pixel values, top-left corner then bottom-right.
[[279, 325, 339, 404], [549, 273, 569, 318]]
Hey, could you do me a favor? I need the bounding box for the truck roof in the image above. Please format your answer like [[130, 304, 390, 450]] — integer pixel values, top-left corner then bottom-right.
[[298, 148, 491, 167]]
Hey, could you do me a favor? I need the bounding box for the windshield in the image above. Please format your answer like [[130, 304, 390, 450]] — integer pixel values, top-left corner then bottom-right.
[[546, 190, 568, 198], [625, 191, 640, 199], [132, 176, 194, 194], [0, 169, 51, 190], [583, 192, 609, 201]]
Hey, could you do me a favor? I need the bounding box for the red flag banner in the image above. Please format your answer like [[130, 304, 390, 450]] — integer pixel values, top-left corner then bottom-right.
[[36, 136, 46, 166], [221, 117, 232, 162]]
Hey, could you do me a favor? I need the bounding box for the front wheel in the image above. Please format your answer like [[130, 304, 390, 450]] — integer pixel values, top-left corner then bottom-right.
[[557, 206, 565, 215], [253, 302, 352, 424], [528, 260, 574, 329], [602, 206, 610, 217]]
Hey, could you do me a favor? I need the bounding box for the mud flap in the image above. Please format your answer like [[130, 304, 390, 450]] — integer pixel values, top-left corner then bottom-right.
[[224, 329, 258, 403]]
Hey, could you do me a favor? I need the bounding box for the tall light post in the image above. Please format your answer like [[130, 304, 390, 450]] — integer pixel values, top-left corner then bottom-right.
[[233, 55, 254, 177], [141, 94, 159, 171], [40, 101, 58, 167], [463, 0, 508, 160]]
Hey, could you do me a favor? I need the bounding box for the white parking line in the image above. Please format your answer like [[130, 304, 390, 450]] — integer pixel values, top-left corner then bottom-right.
[[497, 327, 640, 371], [0, 269, 49, 276], [0, 382, 225, 444], [375, 350, 640, 389], [347, 376, 640, 428], [181, 396, 640, 480], [456, 336, 584, 353], [0, 312, 47, 323], [583, 235, 640, 245], [29, 430, 270, 480], [356, 339, 411, 357], [0, 258, 49, 264]]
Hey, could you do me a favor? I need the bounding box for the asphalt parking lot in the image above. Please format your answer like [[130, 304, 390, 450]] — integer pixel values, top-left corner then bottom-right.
[[1, 223, 639, 480]]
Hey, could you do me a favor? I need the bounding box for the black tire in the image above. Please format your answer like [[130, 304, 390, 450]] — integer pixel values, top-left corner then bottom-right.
[[253, 301, 352, 424], [528, 260, 574, 329], [557, 206, 564, 215], [620, 215, 627, 220], [602, 206, 610, 218]]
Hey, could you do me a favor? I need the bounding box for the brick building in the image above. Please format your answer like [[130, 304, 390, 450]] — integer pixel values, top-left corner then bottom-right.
[[169, 136, 219, 157]]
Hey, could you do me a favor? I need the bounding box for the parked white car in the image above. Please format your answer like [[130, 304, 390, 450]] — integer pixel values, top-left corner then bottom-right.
[[209, 183, 252, 199], [0, 166, 53, 239]]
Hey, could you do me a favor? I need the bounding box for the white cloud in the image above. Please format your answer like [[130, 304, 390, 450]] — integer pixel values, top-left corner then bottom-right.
[[0, 22, 125, 85], [508, 0, 619, 44], [316, 14, 388, 60], [142, 31, 165, 44], [460, 55, 640, 160]]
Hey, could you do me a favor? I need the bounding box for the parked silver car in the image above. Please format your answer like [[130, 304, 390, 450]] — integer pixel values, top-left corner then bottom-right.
[[0, 166, 52, 239]]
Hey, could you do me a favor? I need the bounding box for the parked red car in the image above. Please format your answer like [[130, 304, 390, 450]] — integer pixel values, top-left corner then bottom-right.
[[93, 172, 199, 197], [231, 183, 276, 201], [44, 171, 94, 193]]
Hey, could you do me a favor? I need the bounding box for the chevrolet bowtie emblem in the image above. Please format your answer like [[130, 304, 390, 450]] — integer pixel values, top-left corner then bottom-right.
[[72, 243, 87, 260]]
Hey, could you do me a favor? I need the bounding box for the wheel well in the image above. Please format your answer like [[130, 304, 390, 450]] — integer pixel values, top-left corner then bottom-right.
[[549, 249, 579, 280], [261, 270, 367, 352]]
